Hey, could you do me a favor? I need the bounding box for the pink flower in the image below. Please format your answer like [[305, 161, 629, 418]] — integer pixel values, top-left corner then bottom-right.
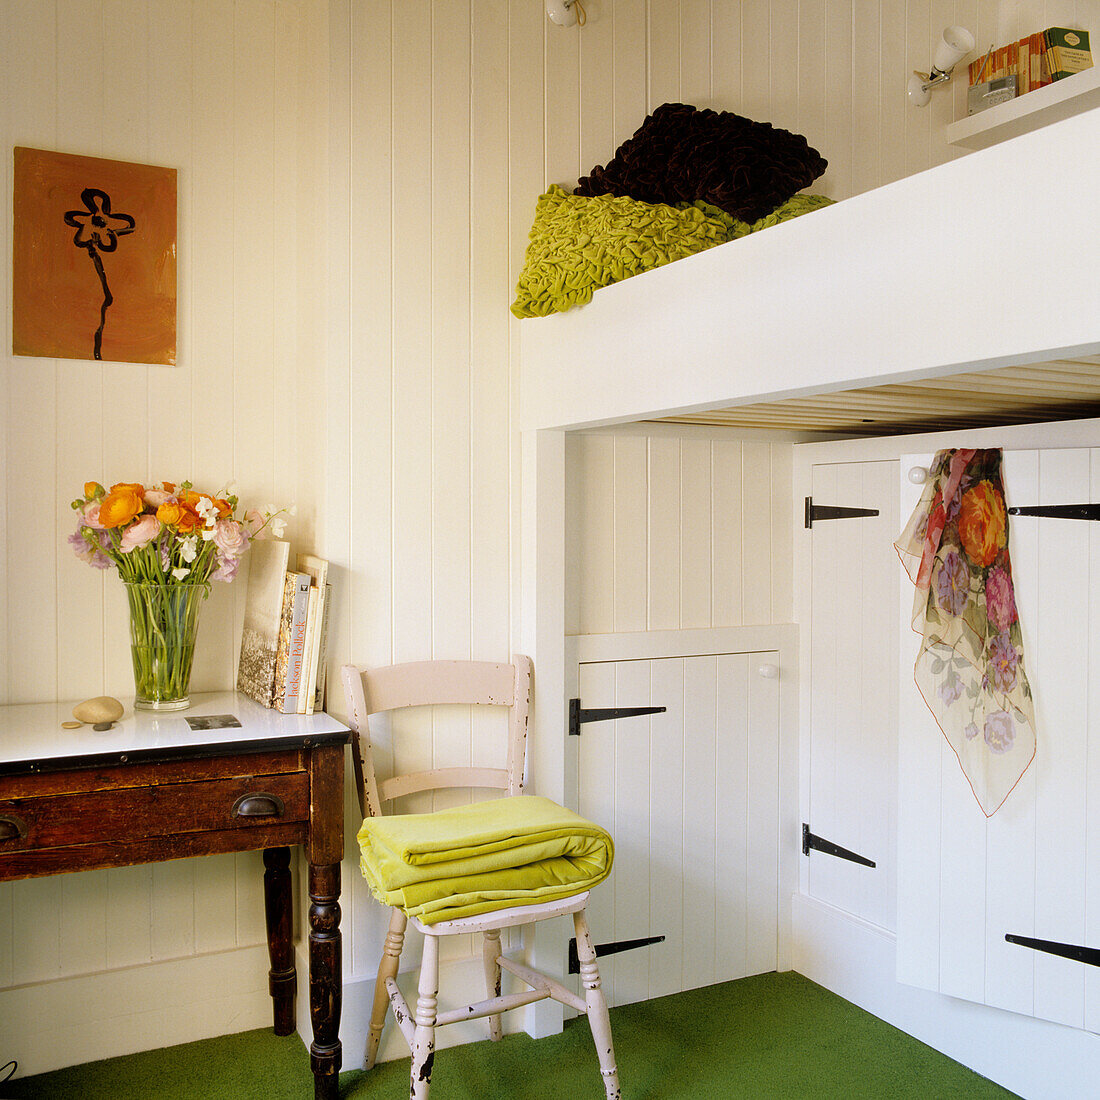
[[212, 518, 248, 558], [244, 509, 267, 537], [984, 711, 1016, 754], [69, 527, 110, 568], [985, 566, 1017, 633], [987, 633, 1019, 693], [82, 501, 106, 529], [119, 514, 161, 552], [143, 488, 174, 509], [211, 555, 242, 583]]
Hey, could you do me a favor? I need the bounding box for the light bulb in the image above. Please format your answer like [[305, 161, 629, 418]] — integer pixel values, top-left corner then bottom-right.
[[932, 25, 975, 75]]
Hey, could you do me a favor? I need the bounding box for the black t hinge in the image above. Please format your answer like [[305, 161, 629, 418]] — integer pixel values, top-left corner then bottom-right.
[[1005, 933, 1100, 967], [802, 823, 876, 868], [568, 935, 665, 974], [1008, 504, 1100, 521], [569, 698, 666, 736], [805, 496, 880, 529]]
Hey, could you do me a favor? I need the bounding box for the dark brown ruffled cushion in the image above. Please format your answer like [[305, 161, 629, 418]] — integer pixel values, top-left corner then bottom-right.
[[574, 102, 827, 224]]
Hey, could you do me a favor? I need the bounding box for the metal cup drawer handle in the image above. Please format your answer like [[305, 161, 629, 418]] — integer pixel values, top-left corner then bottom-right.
[[232, 793, 285, 819], [0, 814, 28, 841]]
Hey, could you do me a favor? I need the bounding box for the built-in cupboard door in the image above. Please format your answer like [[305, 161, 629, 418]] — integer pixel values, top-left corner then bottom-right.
[[896, 448, 1100, 1034], [806, 460, 899, 930], [569, 632, 785, 1009]]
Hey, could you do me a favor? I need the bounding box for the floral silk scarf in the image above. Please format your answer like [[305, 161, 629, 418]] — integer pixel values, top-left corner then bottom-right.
[[895, 448, 1036, 816]]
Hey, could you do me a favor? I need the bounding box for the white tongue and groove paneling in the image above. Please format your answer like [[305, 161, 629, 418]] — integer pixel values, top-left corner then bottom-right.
[[806, 459, 899, 931], [565, 430, 794, 636], [570, 629, 787, 1008], [896, 447, 1100, 1033]]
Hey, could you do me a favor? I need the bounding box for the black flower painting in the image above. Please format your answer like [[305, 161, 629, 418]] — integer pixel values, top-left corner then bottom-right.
[[64, 188, 137, 360], [13, 146, 177, 365]]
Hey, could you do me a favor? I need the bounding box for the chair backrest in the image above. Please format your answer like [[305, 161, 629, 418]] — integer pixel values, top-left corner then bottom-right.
[[340, 656, 532, 818]]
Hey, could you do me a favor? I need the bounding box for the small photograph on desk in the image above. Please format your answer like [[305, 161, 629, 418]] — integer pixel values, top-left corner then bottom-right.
[[185, 714, 243, 731]]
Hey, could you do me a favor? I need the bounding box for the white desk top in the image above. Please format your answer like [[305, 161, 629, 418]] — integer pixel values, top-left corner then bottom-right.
[[0, 692, 349, 774]]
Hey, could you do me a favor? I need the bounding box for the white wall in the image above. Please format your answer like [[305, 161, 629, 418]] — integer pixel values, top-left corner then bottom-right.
[[565, 424, 800, 635], [0, 0, 329, 1073]]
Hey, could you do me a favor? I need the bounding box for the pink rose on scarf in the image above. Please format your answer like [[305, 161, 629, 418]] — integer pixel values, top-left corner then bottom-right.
[[934, 550, 969, 616], [985, 566, 1017, 633], [987, 633, 1019, 693], [984, 711, 1015, 754], [119, 514, 161, 552]]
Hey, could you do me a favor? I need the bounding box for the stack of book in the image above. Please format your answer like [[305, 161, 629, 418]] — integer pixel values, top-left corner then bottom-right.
[[968, 27, 1092, 111], [236, 540, 332, 714]]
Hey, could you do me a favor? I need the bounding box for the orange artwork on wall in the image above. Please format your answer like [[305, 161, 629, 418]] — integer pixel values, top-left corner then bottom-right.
[[12, 147, 177, 365]]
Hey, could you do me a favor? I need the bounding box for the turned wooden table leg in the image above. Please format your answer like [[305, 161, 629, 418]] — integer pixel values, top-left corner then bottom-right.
[[308, 740, 345, 1100], [263, 845, 296, 1035], [309, 860, 342, 1099]]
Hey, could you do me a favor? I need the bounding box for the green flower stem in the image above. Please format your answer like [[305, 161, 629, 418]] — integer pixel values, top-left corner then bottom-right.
[[125, 582, 207, 708]]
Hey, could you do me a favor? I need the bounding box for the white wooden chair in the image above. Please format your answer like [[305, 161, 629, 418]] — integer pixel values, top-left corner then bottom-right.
[[341, 656, 621, 1100]]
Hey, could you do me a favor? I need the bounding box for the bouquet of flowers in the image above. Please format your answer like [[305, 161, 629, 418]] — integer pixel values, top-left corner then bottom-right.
[[69, 481, 291, 710]]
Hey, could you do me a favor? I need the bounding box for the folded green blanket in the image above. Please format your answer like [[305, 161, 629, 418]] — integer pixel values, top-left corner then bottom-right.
[[357, 795, 615, 925]]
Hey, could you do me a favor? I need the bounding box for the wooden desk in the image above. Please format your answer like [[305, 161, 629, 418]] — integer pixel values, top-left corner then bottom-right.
[[0, 692, 349, 1099]]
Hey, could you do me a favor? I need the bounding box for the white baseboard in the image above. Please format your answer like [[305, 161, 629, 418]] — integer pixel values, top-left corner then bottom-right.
[[792, 893, 1100, 1100], [0, 944, 273, 1077]]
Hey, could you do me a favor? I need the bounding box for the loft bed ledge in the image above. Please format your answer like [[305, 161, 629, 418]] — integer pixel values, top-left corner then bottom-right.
[[520, 105, 1100, 433]]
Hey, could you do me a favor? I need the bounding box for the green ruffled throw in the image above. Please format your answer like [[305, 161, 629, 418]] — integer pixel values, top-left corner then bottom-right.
[[357, 794, 615, 925], [511, 185, 834, 318]]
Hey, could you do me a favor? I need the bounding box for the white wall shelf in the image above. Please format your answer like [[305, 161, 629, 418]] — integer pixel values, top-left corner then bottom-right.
[[946, 65, 1100, 149]]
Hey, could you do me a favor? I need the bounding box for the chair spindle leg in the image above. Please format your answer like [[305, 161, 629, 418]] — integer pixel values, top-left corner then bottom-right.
[[573, 910, 621, 1100], [483, 928, 504, 1041], [366, 907, 408, 1070], [410, 934, 439, 1100]]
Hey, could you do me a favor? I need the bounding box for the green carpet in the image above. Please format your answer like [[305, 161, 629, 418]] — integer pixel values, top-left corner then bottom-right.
[[4, 972, 1016, 1098]]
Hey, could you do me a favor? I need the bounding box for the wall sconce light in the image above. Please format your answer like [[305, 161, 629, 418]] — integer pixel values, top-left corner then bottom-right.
[[546, 0, 586, 27], [907, 25, 975, 106]]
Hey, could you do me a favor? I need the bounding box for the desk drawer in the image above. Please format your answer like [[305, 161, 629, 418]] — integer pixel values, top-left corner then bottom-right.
[[0, 771, 310, 853]]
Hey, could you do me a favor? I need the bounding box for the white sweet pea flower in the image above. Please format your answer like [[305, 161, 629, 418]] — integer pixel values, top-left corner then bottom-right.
[[180, 535, 198, 563], [195, 496, 219, 526], [269, 516, 287, 539], [172, 567, 191, 580]]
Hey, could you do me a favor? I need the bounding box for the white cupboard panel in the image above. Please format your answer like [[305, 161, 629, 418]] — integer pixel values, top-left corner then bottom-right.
[[807, 460, 898, 930], [575, 644, 779, 1008], [896, 447, 1100, 1033]]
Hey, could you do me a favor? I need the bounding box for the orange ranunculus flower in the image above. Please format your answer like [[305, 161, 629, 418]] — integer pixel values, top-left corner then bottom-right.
[[957, 480, 1007, 567], [157, 500, 201, 532], [156, 501, 184, 526], [98, 484, 146, 529], [177, 504, 202, 532], [161, 481, 176, 493], [181, 490, 231, 521], [84, 481, 104, 500]]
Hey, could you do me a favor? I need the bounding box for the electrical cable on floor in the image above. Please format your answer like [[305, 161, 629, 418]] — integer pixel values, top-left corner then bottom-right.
[[0, 1059, 15, 1082]]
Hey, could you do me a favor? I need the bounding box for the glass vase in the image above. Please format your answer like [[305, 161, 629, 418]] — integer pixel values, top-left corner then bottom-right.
[[124, 582, 207, 711]]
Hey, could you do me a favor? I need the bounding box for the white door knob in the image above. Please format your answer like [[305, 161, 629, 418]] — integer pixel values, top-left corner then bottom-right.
[[757, 663, 779, 680], [908, 466, 928, 484]]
